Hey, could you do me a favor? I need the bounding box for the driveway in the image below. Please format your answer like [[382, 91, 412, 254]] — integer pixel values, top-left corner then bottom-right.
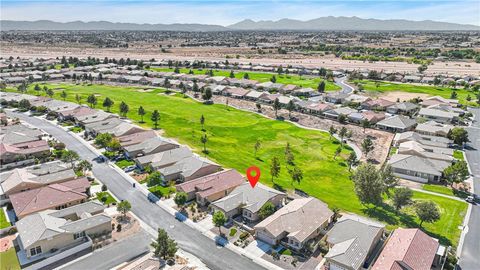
[[6, 111, 266, 270], [458, 107, 480, 270], [245, 240, 271, 258]]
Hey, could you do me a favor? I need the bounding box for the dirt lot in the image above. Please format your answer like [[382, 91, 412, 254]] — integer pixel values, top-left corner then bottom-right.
[[1, 43, 479, 76], [211, 95, 394, 164], [373, 91, 431, 102]]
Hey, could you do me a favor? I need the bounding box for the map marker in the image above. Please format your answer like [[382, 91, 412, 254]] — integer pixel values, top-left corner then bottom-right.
[[246, 166, 260, 188]]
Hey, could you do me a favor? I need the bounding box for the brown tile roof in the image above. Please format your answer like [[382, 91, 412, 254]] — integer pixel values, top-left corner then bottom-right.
[[372, 228, 439, 270], [117, 130, 157, 147], [364, 98, 395, 108], [175, 169, 245, 198], [10, 177, 90, 218]]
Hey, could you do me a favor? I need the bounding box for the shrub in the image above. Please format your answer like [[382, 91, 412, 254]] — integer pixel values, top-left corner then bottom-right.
[[239, 231, 249, 241], [101, 184, 107, 192], [116, 224, 122, 232], [229, 228, 237, 237]]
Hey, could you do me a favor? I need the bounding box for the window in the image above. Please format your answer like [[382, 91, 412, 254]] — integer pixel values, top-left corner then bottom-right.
[[73, 231, 85, 240], [30, 246, 42, 256]]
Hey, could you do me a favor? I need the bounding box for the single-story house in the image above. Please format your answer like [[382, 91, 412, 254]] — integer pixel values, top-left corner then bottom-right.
[[123, 136, 179, 158], [386, 102, 419, 115], [134, 147, 192, 170], [211, 182, 286, 222], [397, 141, 454, 162], [418, 108, 459, 124], [421, 96, 459, 108], [415, 121, 453, 137], [158, 156, 221, 183], [324, 215, 385, 270], [84, 118, 144, 137], [324, 107, 357, 120], [388, 154, 451, 183], [393, 131, 452, 148], [362, 98, 395, 111], [175, 169, 245, 206], [224, 87, 250, 98], [376, 115, 417, 133], [117, 130, 157, 147], [372, 228, 444, 270], [254, 198, 333, 251], [325, 92, 350, 104]]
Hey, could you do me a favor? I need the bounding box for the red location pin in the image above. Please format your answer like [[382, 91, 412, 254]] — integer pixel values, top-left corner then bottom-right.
[[246, 166, 260, 188]]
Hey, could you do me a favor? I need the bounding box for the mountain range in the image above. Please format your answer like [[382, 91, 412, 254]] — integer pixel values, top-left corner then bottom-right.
[[1, 17, 479, 31]]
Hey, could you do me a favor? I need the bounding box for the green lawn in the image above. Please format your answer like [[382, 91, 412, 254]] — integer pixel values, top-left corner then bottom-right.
[[388, 147, 397, 157], [96, 191, 117, 205], [0, 248, 20, 270], [148, 185, 176, 198], [0, 209, 10, 229], [423, 184, 469, 199], [353, 80, 478, 106], [453, 150, 464, 160], [8, 83, 467, 246], [148, 67, 340, 91], [115, 159, 135, 169]]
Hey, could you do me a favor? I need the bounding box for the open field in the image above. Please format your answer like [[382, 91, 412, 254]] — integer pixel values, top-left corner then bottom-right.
[[148, 67, 340, 91], [6, 83, 467, 246], [354, 80, 479, 106]]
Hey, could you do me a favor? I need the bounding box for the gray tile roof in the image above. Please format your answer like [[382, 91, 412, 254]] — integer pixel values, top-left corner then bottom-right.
[[376, 115, 417, 129], [388, 154, 451, 176]]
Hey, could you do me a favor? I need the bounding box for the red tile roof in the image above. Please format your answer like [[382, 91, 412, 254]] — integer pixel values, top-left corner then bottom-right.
[[10, 177, 90, 218], [176, 169, 245, 198], [372, 228, 439, 270], [117, 130, 157, 147]]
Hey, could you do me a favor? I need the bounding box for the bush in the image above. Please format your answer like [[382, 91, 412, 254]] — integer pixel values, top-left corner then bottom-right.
[[101, 184, 108, 192], [116, 224, 122, 232], [239, 231, 249, 241], [229, 228, 237, 237], [53, 142, 66, 150], [103, 151, 117, 159]]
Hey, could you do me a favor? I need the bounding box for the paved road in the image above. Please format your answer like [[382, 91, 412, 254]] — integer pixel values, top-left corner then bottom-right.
[[459, 107, 480, 270], [334, 76, 355, 94], [7, 111, 266, 270], [60, 231, 150, 270]]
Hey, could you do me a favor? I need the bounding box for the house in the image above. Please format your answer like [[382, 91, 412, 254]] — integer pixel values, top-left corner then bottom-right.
[[324, 107, 357, 120], [117, 130, 157, 147], [305, 103, 335, 115], [348, 111, 386, 124], [388, 154, 451, 183], [344, 94, 371, 105], [75, 110, 117, 126], [362, 99, 395, 111], [10, 177, 90, 219], [84, 118, 143, 137], [123, 137, 178, 158], [372, 228, 444, 270], [16, 201, 111, 260], [393, 132, 452, 148], [279, 84, 298, 94], [211, 182, 286, 222], [158, 156, 221, 183], [324, 215, 385, 270], [376, 115, 417, 133], [397, 141, 454, 162], [134, 147, 192, 170], [245, 90, 265, 101], [418, 108, 459, 124], [0, 140, 50, 166], [415, 121, 453, 137], [57, 106, 96, 122], [254, 198, 333, 251], [224, 87, 250, 98], [175, 169, 245, 206], [421, 96, 459, 108], [386, 102, 419, 115], [292, 88, 315, 97], [325, 92, 350, 104]]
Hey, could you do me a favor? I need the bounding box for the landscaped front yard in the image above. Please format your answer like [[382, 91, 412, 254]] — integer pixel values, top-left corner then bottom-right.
[[9, 83, 468, 247], [0, 209, 10, 229], [96, 191, 117, 205], [115, 159, 135, 169], [148, 185, 175, 198]]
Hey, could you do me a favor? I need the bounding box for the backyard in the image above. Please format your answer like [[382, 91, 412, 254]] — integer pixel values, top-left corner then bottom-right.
[[148, 67, 341, 91], [0, 248, 20, 270], [353, 79, 478, 106], [10, 83, 467, 247], [0, 209, 10, 229]]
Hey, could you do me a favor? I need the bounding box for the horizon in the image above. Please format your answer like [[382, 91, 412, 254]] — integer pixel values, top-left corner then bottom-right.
[[1, 0, 479, 27]]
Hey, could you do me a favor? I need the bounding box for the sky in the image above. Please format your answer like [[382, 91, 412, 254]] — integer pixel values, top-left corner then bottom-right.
[[1, 0, 479, 26]]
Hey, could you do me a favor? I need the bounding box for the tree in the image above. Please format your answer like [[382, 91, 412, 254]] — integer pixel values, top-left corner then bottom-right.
[[202, 88, 212, 101], [119, 101, 129, 117], [259, 202, 276, 220], [86, 94, 97, 108], [447, 127, 469, 146], [285, 143, 295, 165], [138, 106, 146, 123], [289, 166, 303, 186], [243, 73, 249, 79], [270, 156, 281, 183], [347, 152, 358, 172], [443, 161, 469, 187], [107, 138, 121, 151], [200, 114, 205, 131], [60, 90, 67, 101], [117, 200, 131, 220], [392, 187, 413, 211], [338, 127, 348, 146], [286, 100, 295, 118], [229, 70, 235, 78], [94, 133, 113, 148], [361, 119, 370, 132], [46, 88, 54, 98], [174, 192, 188, 210], [151, 110, 160, 129], [334, 146, 342, 160], [18, 99, 31, 110], [450, 91, 458, 99], [273, 98, 281, 118], [415, 201, 441, 226], [338, 114, 347, 124], [102, 97, 114, 112], [254, 140, 261, 158], [352, 163, 384, 206], [61, 150, 80, 168], [151, 228, 178, 260], [418, 64, 428, 73], [381, 164, 398, 196], [75, 94, 82, 104], [361, 138, 374, 161], [34, 84, 41, 95], [201, 134, 208, 153], [146, 171, 162, 187], [270, 75, 276, 83], [317, 81, 326, 93], [256, 102, 261, 112], [212, 211, 227, 235], [75, 160, 92, 175], [328, 126, 337, 140]]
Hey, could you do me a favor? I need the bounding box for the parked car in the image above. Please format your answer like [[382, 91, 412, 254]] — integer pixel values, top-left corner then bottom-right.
[[124, 165, 136, 172], [465, 195, 476, 204]]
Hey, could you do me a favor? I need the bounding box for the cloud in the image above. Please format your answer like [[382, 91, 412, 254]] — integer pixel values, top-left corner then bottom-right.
[[1, 0, 479, 26]]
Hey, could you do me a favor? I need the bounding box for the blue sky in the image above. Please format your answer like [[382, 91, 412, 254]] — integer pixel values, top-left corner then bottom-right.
[[1, 0, 479, 26]]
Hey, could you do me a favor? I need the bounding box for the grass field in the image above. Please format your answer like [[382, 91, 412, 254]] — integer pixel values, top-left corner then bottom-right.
[[148, 67, 341, 91], [0, 209, 10, 229], [148, 185, 176, 198], [353, 80, 478, 106], [453, 150, 464, 160], [8, 83, 467, 246], [96, 191, 117, 205], [0, 248, 20, 270], [115, 159, 135, 169]]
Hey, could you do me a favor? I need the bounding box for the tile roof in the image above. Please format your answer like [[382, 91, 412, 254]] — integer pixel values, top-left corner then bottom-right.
[[117, 130, 157, 147], [175, 169, 245, 198]]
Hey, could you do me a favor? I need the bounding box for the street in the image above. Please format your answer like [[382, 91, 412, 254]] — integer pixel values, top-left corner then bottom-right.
[[459, 107, 480, 270], [7, 111, 266, 270]]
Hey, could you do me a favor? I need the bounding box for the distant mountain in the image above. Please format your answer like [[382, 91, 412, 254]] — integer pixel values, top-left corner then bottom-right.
[[1, 17, 479, 31], [0, 20, 227, 31], [228, 16, 480, 31]]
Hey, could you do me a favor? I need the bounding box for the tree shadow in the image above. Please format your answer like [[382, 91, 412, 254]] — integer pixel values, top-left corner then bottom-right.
[[202, 150, 210, 155], [338, 162, 347, 167], [255, 157, 264, 162], [273, 184, 286, 192]]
